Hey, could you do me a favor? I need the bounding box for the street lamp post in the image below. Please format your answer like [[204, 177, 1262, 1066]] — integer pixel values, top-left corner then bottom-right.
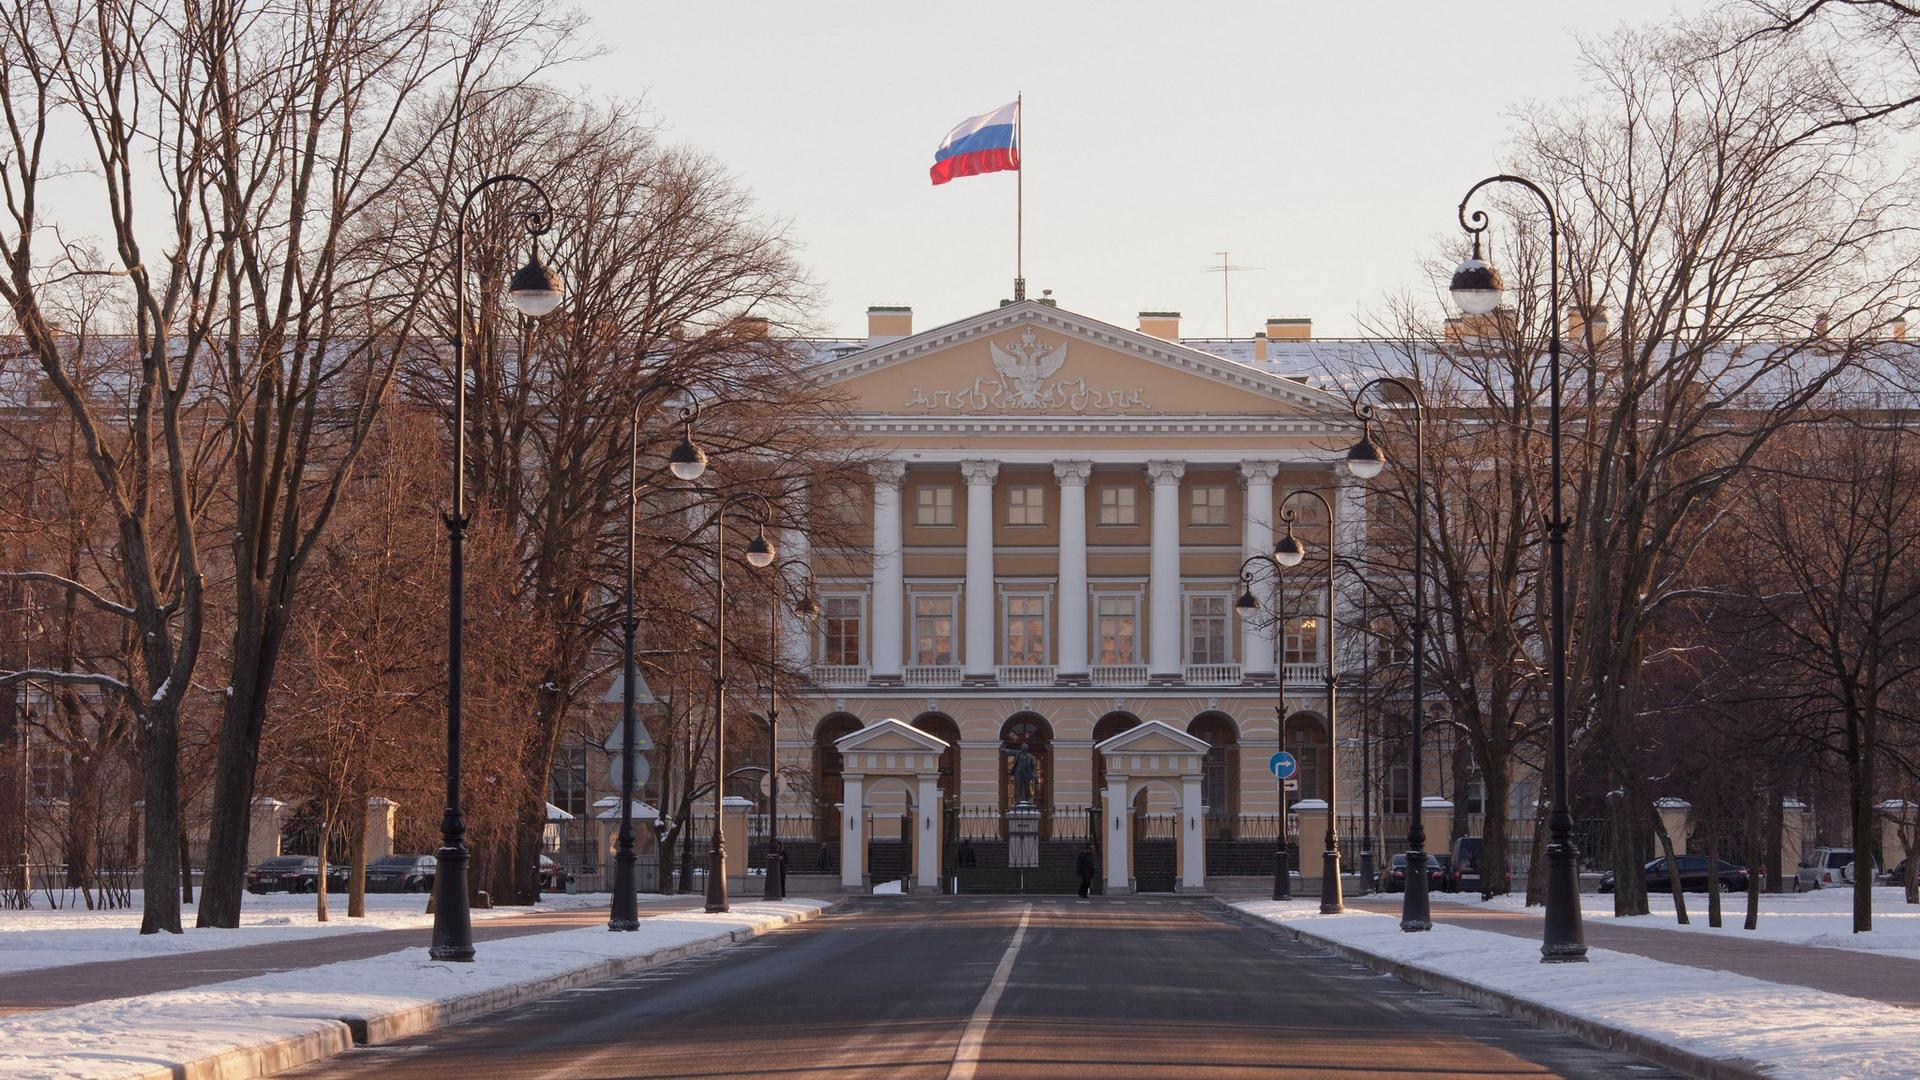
[[1345, 374, 1432, 930], [1451, 174, 1588, 962], [1235, 553, 1289, 901], [1274, 490, 1343, 915], [1358, 585, 1373, 898], [610, 392, 709, 931], [760, 560, 821, 902], [435, 175, 564, 963], [702, 493, 778, 914]]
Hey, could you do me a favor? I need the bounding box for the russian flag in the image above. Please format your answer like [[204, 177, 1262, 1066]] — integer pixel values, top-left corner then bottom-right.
[[930, 101, 1020, 186]]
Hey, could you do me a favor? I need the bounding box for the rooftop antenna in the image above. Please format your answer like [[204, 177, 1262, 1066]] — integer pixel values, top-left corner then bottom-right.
[[1203, 252, 1262, 338]]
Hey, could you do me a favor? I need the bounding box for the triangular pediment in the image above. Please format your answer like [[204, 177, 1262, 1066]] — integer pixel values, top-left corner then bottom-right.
[[817, 302, 1346, 421], [833, 717, 950, 753], [1095, 719, 1211, 756]]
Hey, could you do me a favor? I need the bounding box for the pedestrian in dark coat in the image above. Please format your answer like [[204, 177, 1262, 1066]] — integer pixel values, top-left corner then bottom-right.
[[1076, 844, 1097, 898]]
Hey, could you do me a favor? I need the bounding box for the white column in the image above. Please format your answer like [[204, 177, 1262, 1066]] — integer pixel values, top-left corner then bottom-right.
[[782, 484, 812, 670], [1240, 461, 1279, 679], [1106, 776, 1131, 892], [1180, 774, 1207, 889], [1053, 460, 1093, 679], [870, 462, 906, 681], [1332, 475, 1365, 673], [961, 460, 999, 680], [915, 774, 941, 892], [841, 774, 865, 891], [1146, 461, 1186, 679]]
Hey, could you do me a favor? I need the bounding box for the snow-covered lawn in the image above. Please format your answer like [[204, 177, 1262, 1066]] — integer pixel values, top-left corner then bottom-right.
[[1437, 884, 1920, 960], [0, 900, 826, 1080], [0, 890, 663, 976], [1239, 899, 1920, 1080]]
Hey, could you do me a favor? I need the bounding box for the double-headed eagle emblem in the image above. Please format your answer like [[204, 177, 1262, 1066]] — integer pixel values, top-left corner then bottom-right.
[[988, 328, 1068, 407]]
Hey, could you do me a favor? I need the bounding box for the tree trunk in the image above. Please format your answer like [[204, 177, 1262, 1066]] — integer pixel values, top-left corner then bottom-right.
[[346, 795, 368, 919], [178, 831, 193, 905], [1652, 808, 1688, 925], [1524, 800, 1548, 906], [1706, 814, 1722, 929], [197, 624, 281, 930], [1746, 791, 1762, 930], [1481, 753, 1512, 898], [138, 701, 183, 935], [1850, 725, 1875, 933], [1765, 789, 1785, 893]]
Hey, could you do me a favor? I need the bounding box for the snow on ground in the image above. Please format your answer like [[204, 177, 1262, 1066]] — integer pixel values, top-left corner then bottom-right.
[[0, 900, 823, 1080], [1437, 885, 1920, 960], [1240, 900, 1920, 1080], [0, 890, 664, 975]]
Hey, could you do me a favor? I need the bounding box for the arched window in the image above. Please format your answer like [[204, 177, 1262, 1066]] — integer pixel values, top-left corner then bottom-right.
[[1284, 713, 1328, 808], [813, 714, 862, 840], [910, 713, 961, 808], [998, 713, 1053, 812], [1188, 713, 1239, 821], [1091, 712, 1140, 803]]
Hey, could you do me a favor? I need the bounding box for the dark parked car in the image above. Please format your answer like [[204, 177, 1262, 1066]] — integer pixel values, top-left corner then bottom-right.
[[246, 855, 348, 894], [538, 854, 573, 892], [364, 854, 437, 894], [1599, 855, 1748, 894], [1445, 837, 1487, 893], [1383, 853, 1450, 893]]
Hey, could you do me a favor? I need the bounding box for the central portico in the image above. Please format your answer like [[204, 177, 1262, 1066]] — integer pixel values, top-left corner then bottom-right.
[[781, 299, 1366, 890]]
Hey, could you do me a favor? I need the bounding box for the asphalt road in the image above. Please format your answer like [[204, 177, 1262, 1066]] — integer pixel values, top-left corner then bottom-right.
[[279, 897, 1679, 1080]]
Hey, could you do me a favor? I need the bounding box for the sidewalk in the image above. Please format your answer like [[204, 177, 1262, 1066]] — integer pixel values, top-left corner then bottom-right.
[[0, 896, 704, 1015], [1351, 893, 1920, 1009]]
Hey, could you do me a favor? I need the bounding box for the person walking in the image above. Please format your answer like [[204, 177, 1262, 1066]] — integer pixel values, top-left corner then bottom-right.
[[1076, 843, 1097, 899]]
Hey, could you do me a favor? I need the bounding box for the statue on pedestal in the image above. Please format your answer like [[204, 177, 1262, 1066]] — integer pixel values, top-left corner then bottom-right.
[[999, 738, 1038, 807]]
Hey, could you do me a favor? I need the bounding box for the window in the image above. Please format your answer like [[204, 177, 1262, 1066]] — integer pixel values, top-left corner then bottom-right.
[[1371, 615, 1410, 668], [1007, 485, 1045, 526], [28, 743, 69, 803], [1290, 588, 1320, 664], [913, 594, 955, 665], [1005, 595, 1047, 664], [1098, 486, 1136, 525], [1463, 761, 1486, 817], [824, 479, 866, 527], [915, 485, 954, 526], [1187, 595, 1230, 665], [1385, 753, 1411, 815], [1189, 485, 1228, 526], [549, 745, 589, 817], [1096, 595, 1138, 664], [821, 596, 864, 665]]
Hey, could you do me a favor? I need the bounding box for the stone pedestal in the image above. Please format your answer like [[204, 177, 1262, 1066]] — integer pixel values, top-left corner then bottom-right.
[[722, 796, 753, 881], [1007, 805, 1040, 869], [247, 799, 286, 867], [364, 798, 397, 862], [1420, 796, 1455, 856]]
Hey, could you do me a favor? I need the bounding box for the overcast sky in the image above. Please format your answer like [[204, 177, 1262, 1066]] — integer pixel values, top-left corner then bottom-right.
[[578, 1, 1697, 339]]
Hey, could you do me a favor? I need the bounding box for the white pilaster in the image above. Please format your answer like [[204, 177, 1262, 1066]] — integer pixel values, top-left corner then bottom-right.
[[1180, 775, 1207, 889], [1146, 461, 1186, 678], [870, 462, 907, 680], [1053, 460, 1093, 679], [782, 483, 812, 670], [1240, 461, 1280, 678], [916, 774, 941, 892], [1106, 777, 1131, 892], [1332, 475, 1365, 672], [961, 460, 999, 679], [840, 774, 865, 891]]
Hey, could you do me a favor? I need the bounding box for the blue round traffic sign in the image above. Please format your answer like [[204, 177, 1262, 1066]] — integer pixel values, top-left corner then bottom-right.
[[1269, 751, 1298, 780]]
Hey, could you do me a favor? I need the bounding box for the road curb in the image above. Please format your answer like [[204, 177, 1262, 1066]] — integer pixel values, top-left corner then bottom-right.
[[1218, 900, 1769, 1080], [132, 901, 834, 1080]]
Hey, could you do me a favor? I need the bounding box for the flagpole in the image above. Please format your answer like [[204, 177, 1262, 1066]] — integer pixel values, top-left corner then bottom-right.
[[1014, 92, 1025, 302]]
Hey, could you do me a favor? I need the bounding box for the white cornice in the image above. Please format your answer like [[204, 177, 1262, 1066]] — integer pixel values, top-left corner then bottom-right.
[[813, 301, 1349, 417], [848, 415, 1346, 438]]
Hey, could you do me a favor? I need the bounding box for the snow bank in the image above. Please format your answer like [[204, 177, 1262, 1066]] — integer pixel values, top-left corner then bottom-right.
[[0, 899, 826, 1080], [1239, 899, 1920, 1080], [0, 890, 648, 976]]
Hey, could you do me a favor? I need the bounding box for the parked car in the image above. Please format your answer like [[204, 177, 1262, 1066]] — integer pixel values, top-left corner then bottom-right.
[[1795, 847, 1873, 891], [1885, 859, 1915, 886], [1445, 837, 1486, 894], [1382, 852, 1449, 894], [538, 854, 573, 892], [245, 855, 348, 894], [1599, 855, 1748, 894], [364, 854, 437, 894]]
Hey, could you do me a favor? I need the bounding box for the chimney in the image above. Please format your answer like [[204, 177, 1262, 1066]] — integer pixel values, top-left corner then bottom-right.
[[1565, 306, 1609, 343], [1138, 311, 1181, 340], [867, 305, 912, 344], [1894, 318, 1909, 341], [1265, 317, 1311, 341], [1813, 313, 1831, 339], [1252, 332, 1269, 361]]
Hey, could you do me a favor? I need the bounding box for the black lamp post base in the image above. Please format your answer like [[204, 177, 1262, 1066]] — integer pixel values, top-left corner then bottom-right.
[[429, 836, 475, 962], [1359, 846, 1376, 899], [761, 851, 782, 901], [705, 840, 729, 914], [1401, 850, 1433, 931], [1319, 848, 1344, 914], [1273, 849, 1291, 901], [608, 850, 638, 931], [1541, 841, 1589, 962]]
